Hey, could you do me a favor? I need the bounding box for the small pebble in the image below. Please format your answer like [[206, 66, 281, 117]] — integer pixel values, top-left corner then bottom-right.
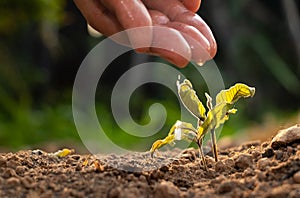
[[243, 167, 254, 177], [7, 160, 21, 169], [21, 176, 35, 188], [287, 146, 294, 155], [75, 164, 82, 171], [15, 166, 26, 175], [108, 187, 121, 197], [215, 161, 226, 173], [127, 174, 136, 182], [224, 158, 235, 167], [235, 154, 253, 170], [266, 184, 290, 198], [217, 181, 238, 194], [31, 149, 44, 155], [293, 171, 300, 183], [208, 175, 226, 186], [251, 150, 261, 159], [2, 168, 17, 178], [6, 177, 20, 187], [159, 165, 169, 172], [257, 158, 271, 171], [274, 150, 283, 160], [262, 148, 274, 158], [256, 171, 266, 180], [261, 142, 269, 148], [139, 175, 147, 183], [150, 170, 164, 180], [271, 124, 300, 149], [0, 156, 7, 167], [289, 189, 300, 198], [154, 180, 180, 198]]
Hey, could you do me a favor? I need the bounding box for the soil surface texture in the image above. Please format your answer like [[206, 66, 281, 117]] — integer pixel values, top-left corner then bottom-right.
[[1, 125, 300, 198]]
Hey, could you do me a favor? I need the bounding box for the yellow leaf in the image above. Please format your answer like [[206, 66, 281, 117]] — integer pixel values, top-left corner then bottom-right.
[[52, 148, 74, 157], [177, 79, 206, 121], [197, 103, 229, 139], [216, 83, 255, 105], [150, 120, 197, 156]]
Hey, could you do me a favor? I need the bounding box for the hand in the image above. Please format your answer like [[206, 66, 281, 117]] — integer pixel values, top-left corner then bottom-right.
[[74, 0, 217, 67]]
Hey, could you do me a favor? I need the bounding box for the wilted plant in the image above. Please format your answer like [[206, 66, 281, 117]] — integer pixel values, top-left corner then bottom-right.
[[150, 77, 255, 169]]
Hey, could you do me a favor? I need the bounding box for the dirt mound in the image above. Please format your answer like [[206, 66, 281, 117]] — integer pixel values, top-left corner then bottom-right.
[[1, 125, 300, 197]]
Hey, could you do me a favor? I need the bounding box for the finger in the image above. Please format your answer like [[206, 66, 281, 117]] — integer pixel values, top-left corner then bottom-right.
[[166, 22, 211, 64], [73, 0, 122, 36], [174, 12, 217, 58], [179, 0, 201, 12], [148, 10, 169, 25], [142, 0, 216, 58], [150, 27, 191, 67], [100, 0, 152, 52], [149, 11, 191, 67], [150, 10, 210, 63], [143, 0, 187, 20]]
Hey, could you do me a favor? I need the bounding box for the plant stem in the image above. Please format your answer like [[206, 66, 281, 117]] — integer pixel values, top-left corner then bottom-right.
[[197, 139, 207, 170], [210, 128, 218, 162]]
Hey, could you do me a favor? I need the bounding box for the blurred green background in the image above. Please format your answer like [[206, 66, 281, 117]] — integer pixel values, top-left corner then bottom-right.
[[0, 0, 299, 152]]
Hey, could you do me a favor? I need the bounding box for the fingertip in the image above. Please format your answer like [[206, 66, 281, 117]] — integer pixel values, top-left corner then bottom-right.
[[167, 22, 212, 63], [150, 48, 190, 68], [181, 0, 201, 12], [209, 39, 217, 58], [174, 12, 217, 59], [173, 59, 189, 68], [165, 53, 190, 68]]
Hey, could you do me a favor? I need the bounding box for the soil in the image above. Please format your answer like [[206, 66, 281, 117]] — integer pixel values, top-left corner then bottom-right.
[[1, 126, 300, 198]]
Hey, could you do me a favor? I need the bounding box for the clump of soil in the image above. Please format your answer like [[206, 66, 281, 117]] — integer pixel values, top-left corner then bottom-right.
[[1, 125, 300, 197]]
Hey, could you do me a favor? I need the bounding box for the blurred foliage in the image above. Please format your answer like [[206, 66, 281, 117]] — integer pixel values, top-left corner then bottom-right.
[[0, 0, 299, 151], [0, 0, 65, 36]]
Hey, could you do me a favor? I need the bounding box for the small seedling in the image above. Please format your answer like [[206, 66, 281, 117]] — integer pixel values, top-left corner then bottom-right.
[[150, 77, 255, 170]]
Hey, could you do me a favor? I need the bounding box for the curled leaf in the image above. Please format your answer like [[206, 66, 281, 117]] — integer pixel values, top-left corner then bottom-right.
[[150, 120, 197, 156], [216, 83, 255, 105], [177, 79, 206, 121]]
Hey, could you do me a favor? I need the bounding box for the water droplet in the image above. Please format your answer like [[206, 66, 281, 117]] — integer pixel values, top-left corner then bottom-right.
[[197, 61, 204, 66]]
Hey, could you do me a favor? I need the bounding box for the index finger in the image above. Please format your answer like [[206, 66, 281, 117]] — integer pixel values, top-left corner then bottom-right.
[[100, 0, 153, 52], [73, 0, 123, 36]]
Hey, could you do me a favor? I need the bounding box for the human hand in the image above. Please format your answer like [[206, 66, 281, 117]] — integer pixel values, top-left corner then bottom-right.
[[74, 0, 217, 67]]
